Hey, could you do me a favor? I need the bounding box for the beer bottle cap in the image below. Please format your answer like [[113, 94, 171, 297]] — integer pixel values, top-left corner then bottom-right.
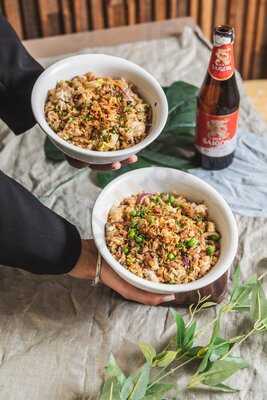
[[213, 25, 234, 46]]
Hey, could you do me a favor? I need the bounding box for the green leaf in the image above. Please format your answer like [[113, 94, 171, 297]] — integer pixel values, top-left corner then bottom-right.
[[231, 266, 241, 295], [171, 310, 185, 350], [200, 358, 248, 386], [230, 275, 257, 311], [183, 321, 197, 350], [251, 281, 267, 323], [105, 354, 125, 386], [199, 301, 217, 309], [153, 351, 177, 368], [129, 363, 150, 400], [208, 337, 231, 362], [44, 137, 65, 162], [138, 342, 156, 365], [141, 150, 195, 170], [99, 377, 121, 400], [143, 383, 173, 400], [192, 383, 239, 393], [120, 376, 134, 400]]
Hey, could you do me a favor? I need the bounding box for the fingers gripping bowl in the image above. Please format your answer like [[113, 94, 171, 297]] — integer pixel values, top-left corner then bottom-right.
[[92, 167, 238, 295], [31, 54, 168, 164]]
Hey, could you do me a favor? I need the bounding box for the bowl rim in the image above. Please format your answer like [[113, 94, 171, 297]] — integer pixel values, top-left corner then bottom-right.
[[92, 166, 239, 293], [31, 53, 168, 159]]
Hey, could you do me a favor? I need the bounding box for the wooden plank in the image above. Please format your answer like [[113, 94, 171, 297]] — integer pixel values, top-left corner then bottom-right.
[[38, 0, 61, 37], [106, 0, 126, 27], [154, 0, 167, 20], [228, 0, 246, 71], [126, 0, 137, 25], [189, 0, 198, 23], [213, 0, 228, 27], [20, 0, 41, 39], [177, 0, 188, 16], [91, 0, 105, 29], [73, 0, 89, 32], [200, 0, 213, 40], [252, 0, 267, 78], [242, 0, 257, 79], [24, 17, 195, 58], [170, 0, 177, 18], [139, 0, 152, 22], [60, 0, 74, 34], [2, 0, 23, 38]]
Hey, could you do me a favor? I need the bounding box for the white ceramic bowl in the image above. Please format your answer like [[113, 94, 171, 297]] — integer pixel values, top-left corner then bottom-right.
[[31, 54, 168, 164], [92, 167, 238, 294]]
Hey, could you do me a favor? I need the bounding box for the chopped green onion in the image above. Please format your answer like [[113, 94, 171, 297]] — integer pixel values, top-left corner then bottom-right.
[[206, 245, 216, 256], [185, 237, 199, 248], [123, 246, 130, 255], [168, 194, 176, 205], [135, 235, 145, 244], [208, 233, 221, 241], [128, 229, 137, 239], [167, 253, 176, 261]]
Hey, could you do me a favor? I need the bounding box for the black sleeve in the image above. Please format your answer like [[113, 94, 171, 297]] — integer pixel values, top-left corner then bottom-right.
[[0, 17, 82, 275], [0, 170, 81, 274], [0, 15, 44, 134]]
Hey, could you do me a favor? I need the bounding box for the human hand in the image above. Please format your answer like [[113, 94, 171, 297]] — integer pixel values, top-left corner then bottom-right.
[[68, 240, 175, 306], [66, 154, 138, 171]]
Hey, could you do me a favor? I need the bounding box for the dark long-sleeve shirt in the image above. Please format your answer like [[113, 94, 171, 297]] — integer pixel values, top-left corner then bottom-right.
[[0, 16, 81, 274]]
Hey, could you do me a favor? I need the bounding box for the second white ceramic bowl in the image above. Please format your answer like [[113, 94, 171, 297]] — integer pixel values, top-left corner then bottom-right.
[[31, 54, 168, 164], [92, 167, 238, 294]]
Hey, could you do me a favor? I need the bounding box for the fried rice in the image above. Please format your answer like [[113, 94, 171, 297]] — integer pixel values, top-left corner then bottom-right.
[[106, 192, 221, 284], [44, 72, 151, 151]]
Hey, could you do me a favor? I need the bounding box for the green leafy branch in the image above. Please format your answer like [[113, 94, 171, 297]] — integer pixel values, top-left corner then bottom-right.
[[98, 266, 267, 399]]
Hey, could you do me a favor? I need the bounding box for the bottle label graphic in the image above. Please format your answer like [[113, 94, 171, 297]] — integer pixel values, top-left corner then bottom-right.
[[195, 109, 238, 157], [208, 43, 234, 80]]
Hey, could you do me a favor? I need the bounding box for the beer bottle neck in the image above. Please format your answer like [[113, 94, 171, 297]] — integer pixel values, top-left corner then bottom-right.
[[208, 38, 235, 81]]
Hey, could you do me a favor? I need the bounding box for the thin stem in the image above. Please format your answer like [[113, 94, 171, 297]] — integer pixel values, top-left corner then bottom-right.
[[148, 356, 197, 389], [258, 271, 267, 282], [151, 352, 187, 383], [220, 327, 256, 360]]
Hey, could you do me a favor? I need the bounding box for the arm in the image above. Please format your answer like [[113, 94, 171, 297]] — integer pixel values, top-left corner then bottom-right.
[[0, 170, 81, 274], [0, 15, 44, 134]]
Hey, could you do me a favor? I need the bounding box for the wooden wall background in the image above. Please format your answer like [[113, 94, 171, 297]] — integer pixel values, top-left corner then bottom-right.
[[0, 0, 266, 79]]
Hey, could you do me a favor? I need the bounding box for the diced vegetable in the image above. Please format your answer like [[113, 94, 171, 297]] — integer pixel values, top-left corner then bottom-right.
[[206, 245, 216, 256], [185, 237, 199, 248], [167, 253, 176, 261]]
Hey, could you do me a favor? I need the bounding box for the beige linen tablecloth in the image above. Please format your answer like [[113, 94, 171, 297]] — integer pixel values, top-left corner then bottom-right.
[[0, 27, 267, 399]]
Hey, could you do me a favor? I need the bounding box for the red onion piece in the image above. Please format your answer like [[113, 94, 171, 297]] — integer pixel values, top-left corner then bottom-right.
[[182, 256, 190, 268], [137, 192, 153, 204]]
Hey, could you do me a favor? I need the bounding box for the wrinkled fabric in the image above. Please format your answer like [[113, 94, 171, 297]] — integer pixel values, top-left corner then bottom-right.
[[0, 27, 267, 400], [191, 131, 267, 217]]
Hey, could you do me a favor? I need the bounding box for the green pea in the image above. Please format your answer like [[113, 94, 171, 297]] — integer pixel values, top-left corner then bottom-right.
[[123, 246, 130, 255], [135, 235, 145, 244], [185, 237, 199, 248], [130, 210, 137, 217], [167, 253, 176, 261], [128, 229, 136, 239], [139, 209, 146, 218], [168, 194, 176, 205], [206, 245, 216, 256], [208, 233, 221, 241]]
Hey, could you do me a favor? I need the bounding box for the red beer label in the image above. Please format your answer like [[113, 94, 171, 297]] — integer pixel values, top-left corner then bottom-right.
[[208, 44, 234, 80], [195, 109, 239, 157]]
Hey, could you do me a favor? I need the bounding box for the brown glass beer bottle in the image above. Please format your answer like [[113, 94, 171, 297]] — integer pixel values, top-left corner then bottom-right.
[[195, 25, 240, 170]]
